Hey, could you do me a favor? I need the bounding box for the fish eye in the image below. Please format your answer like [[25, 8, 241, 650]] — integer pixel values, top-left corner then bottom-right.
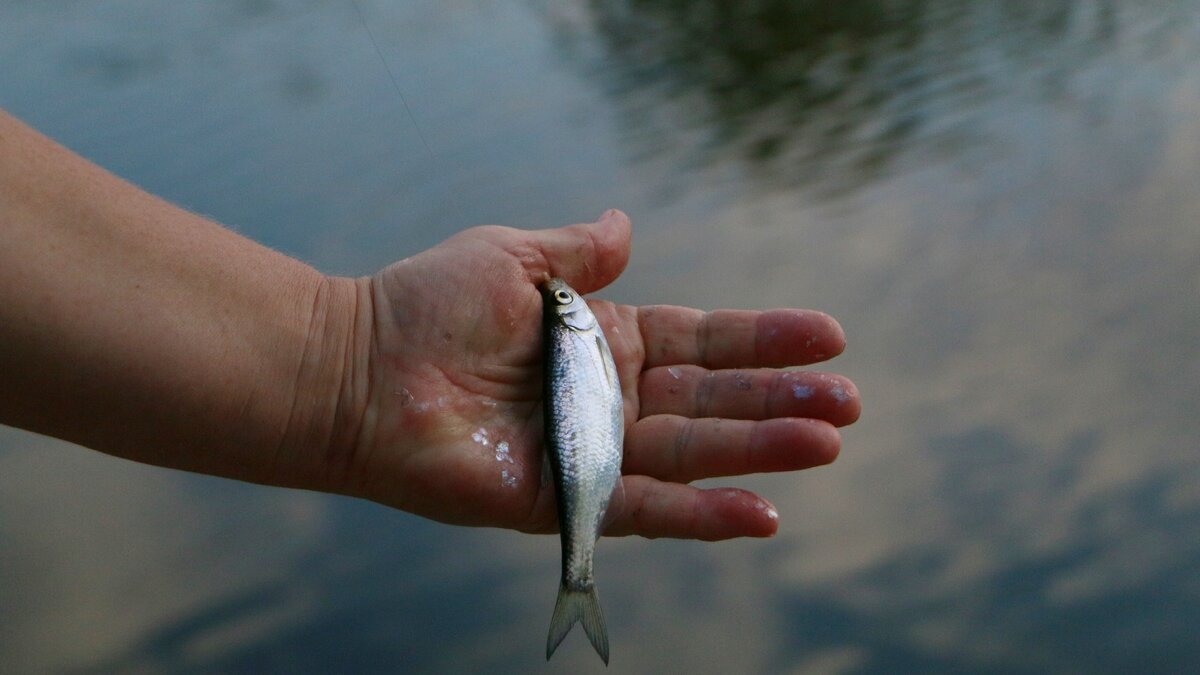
[[554, 289, 573, 304]]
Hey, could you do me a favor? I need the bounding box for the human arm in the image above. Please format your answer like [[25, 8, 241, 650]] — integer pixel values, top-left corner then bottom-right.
[[0, 108, 860, 539], [0, 108, 362, 489]]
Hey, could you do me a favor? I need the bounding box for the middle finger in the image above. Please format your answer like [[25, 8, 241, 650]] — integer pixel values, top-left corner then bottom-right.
[[639, 365, 861, 426]]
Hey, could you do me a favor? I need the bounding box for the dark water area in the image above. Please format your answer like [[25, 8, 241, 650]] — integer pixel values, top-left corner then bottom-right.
[[2, 1, 1199, 672]]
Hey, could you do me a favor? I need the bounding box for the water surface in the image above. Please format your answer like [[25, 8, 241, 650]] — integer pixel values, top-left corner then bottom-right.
[[2, 1, 1198, 672]]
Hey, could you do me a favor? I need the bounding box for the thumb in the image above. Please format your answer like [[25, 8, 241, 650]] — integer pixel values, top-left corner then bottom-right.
[[526, 209, 631, 294]]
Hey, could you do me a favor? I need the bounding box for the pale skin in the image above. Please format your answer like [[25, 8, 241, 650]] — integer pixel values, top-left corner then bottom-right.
[[0, 108, 860, 540]]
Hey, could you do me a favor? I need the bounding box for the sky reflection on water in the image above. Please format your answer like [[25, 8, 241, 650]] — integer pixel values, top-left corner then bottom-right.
[[2, 1, 1199, 673]]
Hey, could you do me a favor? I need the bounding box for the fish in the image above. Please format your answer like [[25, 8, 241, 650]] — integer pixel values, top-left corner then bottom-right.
[[541, 277, 625, 665]]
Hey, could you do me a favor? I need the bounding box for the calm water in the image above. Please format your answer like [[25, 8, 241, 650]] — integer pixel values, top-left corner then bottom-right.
[[3, 1, 1199, 672]]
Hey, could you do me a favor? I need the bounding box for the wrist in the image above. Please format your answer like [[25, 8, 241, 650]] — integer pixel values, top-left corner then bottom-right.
[[274, 274, 375, 494]]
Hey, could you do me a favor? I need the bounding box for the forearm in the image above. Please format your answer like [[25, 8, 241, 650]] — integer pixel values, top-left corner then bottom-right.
[[0, 109, 368, 491]]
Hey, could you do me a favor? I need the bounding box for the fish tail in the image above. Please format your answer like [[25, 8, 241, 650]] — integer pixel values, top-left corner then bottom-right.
[[545, 582, 609, 665]]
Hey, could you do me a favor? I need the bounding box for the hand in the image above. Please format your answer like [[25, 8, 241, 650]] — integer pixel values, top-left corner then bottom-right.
[[339, 210, 860, 540]]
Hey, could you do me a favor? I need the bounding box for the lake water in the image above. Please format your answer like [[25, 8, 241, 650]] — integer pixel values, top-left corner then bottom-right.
[[2, 1, 1199, 672]]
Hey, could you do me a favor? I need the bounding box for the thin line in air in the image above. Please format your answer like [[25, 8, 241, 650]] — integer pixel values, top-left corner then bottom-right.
[[350, 0, 465, 223]]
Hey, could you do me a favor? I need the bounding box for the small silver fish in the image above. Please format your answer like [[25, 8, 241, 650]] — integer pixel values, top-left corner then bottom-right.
[[542, 277, 624, 665]]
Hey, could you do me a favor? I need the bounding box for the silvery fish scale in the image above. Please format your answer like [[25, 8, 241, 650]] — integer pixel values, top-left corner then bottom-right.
[[542, 278, 624, 665]]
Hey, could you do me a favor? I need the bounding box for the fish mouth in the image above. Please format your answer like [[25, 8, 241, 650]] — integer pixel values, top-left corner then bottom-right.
[[540, 276, 570, 296]]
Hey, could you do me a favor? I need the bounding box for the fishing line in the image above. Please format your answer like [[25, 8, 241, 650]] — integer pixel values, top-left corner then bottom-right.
[[349, 0, 467, 224]]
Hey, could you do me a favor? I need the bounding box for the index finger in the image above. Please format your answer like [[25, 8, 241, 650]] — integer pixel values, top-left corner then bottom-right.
[[636, 306, 845, 369]]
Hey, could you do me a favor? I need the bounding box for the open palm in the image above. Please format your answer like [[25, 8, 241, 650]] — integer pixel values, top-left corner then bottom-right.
[[346, 211, 859, 540]]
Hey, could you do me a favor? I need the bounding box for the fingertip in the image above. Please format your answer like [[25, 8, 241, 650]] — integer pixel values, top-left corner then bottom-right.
[[698, 488, 780, 540], [813, 311, 846, 359], [820, 373, 860, 428], [598, 208, 630, 228], [748, 494, 781, 538], [824, 314, 847, 357], [835, 377, 862, 427], [533, 210, 632, 294], [810, 421, 842, 466], [585, 209, 632, 289], [764, 417, 843, 468], [756, 310, 847, 367]]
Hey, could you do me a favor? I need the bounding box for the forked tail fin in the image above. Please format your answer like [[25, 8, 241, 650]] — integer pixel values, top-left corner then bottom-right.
[[545, 582, 609, 665]]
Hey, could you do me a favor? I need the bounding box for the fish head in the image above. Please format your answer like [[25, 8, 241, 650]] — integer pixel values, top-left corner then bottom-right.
[[542, 278, 597, 332]]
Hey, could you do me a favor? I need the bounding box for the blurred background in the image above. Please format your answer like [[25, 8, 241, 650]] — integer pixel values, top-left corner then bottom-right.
[[2, 1, 1199, 672]]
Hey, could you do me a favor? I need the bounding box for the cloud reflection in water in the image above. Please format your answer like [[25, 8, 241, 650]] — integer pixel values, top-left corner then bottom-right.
[[1, 0, 1199, 672]]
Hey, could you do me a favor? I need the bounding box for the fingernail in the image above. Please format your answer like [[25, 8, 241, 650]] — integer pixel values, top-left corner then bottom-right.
[[597, 208, 619, 223]]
